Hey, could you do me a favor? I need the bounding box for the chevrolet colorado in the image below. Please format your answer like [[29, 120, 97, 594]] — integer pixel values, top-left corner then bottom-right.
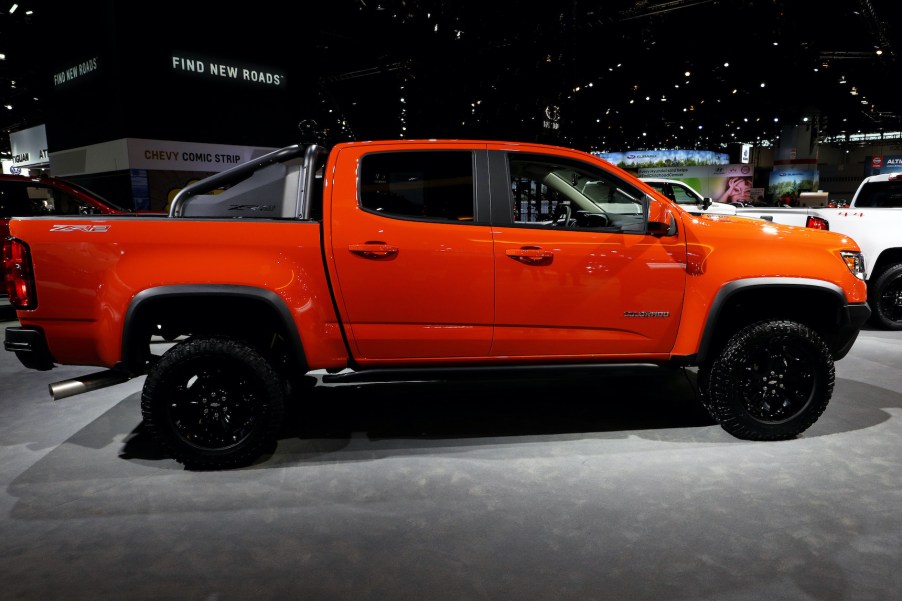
[[3, 139, 870, 468]]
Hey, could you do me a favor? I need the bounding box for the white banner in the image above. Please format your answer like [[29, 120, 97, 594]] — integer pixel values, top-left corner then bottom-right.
[[126, 138, 277, 172], [50, 138, 278, 176], [9, 124, 49, 168]]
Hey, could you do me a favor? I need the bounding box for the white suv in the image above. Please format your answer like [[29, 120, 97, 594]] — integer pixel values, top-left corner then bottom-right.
[[640, 177, 737, 216]]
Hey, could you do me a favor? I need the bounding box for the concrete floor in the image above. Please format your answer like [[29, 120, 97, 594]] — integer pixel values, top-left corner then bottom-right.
[[1, 308, 901, 601]]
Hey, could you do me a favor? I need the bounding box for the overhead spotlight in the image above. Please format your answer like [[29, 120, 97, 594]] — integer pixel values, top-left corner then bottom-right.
[[839, 76, 846, 84], [876, 49, 883, 56], [9, 3, 18, 13]]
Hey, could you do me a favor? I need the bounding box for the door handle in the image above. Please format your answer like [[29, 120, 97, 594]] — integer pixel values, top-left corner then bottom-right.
[[348, 242, 399, 259], [506, 246, 553, 265]]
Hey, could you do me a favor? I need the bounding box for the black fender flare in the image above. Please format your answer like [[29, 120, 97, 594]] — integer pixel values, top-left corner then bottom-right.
[[120, 284, 306, 372], [695, 277, 851, 365]]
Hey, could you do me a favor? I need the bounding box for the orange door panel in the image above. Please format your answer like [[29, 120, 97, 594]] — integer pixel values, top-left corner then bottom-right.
[[492, 226, 687, 357], [330, 216, 494, 359]]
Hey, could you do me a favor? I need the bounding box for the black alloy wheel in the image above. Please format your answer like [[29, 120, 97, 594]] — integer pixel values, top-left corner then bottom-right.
[[707, 320, 834, 440], [870, 263, 902, 330], [141, 336, 285, 469]]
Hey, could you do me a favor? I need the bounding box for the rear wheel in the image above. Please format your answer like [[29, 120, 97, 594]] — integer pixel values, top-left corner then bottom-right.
[[141, 336, 285, 469], [706, 320, 834, 440], [869, 263, 902, 330]]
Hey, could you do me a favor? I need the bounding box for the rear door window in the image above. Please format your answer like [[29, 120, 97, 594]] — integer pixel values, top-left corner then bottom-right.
[[359, 151, 475, 222]]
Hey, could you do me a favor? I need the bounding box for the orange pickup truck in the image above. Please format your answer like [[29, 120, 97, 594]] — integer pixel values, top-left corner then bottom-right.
[[3, 139, 870, 469]]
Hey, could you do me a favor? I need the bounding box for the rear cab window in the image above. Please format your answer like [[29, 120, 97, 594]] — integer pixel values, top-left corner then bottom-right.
[[855, 179, 902, 208]]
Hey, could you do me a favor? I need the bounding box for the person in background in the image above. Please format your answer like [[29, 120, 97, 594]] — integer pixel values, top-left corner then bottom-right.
[[716, 176, 753, 203]]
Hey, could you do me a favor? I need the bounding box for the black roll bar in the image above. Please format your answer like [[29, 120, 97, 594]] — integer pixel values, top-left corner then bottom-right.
[[168, 144, 318, 218]]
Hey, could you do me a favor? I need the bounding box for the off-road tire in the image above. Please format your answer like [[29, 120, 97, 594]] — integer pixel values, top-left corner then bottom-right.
[[141, 336, 285, 469], [869, 262, 902, 330], [707, 320, 834, 440]]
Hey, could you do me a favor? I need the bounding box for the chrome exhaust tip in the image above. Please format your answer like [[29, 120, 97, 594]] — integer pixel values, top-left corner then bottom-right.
[[49, 369, 133, 401]]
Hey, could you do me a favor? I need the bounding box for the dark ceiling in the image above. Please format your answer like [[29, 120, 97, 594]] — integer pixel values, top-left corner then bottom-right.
[[2, 0, 900, 156]]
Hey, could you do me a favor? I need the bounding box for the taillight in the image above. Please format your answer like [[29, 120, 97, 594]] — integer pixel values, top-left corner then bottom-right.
[[2, 238, 37, 310], [806, 216, 829, 230]]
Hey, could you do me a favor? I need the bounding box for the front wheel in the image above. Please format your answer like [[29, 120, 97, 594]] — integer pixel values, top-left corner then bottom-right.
[[869, 263, 902, 330], [707, 320, 834, 441], [141, 336, 286, 469]]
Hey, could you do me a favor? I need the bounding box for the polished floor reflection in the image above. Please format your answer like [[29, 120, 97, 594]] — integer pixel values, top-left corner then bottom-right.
[[2, 312, 901, 601]]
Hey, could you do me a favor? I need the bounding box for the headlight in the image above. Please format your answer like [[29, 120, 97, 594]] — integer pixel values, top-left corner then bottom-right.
[[840, 251, 866, 280]]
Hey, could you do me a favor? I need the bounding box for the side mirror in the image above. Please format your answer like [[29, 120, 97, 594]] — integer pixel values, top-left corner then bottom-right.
[[647, 196, 676, 237], [701, 197, 713, 210]]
